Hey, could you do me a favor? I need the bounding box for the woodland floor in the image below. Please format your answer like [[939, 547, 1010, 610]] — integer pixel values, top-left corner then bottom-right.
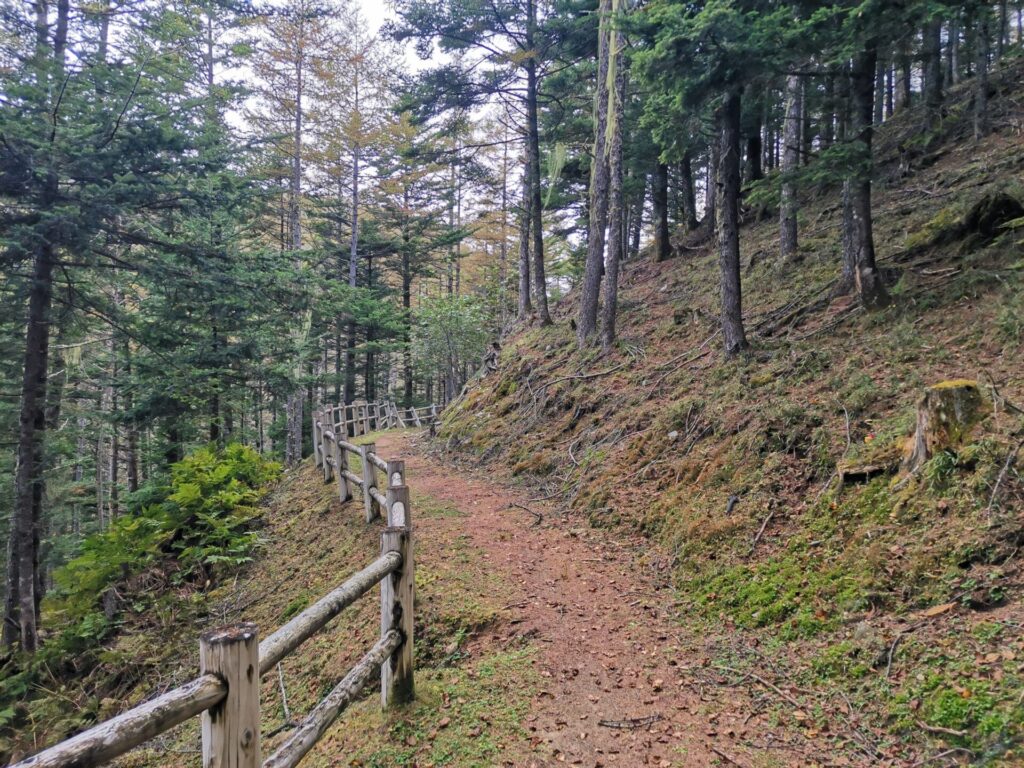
[[322, 429, 916, 768]]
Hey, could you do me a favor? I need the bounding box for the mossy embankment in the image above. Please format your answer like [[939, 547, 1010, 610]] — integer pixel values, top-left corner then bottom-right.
[[121, 438, 535, 768], [5, 435, 536, 767], [438, 61, 1024, 764]]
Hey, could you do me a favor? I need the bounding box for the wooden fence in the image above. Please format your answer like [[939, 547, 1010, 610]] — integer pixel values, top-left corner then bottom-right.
[[317, 399, 440, 441], [12, 404, 431, 768]]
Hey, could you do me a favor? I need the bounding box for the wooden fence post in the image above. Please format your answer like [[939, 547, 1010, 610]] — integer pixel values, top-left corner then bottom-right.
[[312, 408, 322, 468], [201, 623, 261, 768], [385, 459, 405, 499], [380, 485, 413, 708], [361, 442, 380, 523], [333, 436, 350, 503], [321, 410, 333, 484]]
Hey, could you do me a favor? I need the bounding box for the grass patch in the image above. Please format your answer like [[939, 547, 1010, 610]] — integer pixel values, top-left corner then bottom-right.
[[314, 648, 537, 767]]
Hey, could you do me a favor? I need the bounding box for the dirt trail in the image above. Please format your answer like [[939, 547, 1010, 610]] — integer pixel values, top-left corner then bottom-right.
[[375, 431, 809, 768]]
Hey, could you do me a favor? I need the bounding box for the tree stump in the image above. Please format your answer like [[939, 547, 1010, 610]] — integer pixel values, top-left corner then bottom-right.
[[903, 380, 989, 473]]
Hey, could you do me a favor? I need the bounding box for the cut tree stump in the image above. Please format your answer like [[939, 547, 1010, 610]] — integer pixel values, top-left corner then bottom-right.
[[903, 379, 989, 473]]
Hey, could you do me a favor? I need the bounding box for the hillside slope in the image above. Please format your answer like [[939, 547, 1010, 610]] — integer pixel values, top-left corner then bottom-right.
[[438, 62, 1024, 765]]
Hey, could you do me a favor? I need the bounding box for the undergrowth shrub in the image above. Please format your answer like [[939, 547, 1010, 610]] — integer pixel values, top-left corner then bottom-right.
[[51, 443, 280, 635], [0, 445, 279, 757]]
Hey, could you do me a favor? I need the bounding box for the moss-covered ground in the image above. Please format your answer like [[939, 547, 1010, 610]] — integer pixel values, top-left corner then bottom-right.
[[438, 60, 1024, 765]]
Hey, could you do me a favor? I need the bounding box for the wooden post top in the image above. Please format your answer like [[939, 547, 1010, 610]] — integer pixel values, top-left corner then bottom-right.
[[202, 622, 258, 646]]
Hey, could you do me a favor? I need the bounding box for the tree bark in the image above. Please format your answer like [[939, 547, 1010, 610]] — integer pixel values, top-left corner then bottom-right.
[[652, 162, 671, 262], [923, 17, 944, 115], [285, 36, 305, 465], [704, 139, 718, 231], [578, 0, 612, 345], [844, 43, 890, 310], [744, 128, 763, 183], [975, 4, 991, 140], [780, 73, 802, 262], [895, 41, 912, 111], [997, 0, 1008, 59], [345, 72, 361, 406], [874, 51, 886, 124], [516, 151, 532, 320], [525, 0, 550, 325], [601, 24, 626, 350], [716, 88, 747, 356], [679, 150, 699, 231], [3, 0, 70, 653], [822, 75, 835, 149]]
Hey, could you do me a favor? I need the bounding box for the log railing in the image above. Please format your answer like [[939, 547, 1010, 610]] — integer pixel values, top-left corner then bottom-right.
[[312, 400, 440, 452], [14, 428, 418, 768]]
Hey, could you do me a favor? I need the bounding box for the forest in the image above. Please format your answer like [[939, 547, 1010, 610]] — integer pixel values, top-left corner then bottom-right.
[[2, 0, 1023, 765]]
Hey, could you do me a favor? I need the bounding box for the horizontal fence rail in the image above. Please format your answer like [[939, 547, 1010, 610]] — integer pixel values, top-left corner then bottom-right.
[[14, 403, 431, 768]]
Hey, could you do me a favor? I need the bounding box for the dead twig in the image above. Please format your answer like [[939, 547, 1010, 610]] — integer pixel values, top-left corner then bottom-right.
[[711, 745, 750, 767], [506, 502, 543, 526], [749, 510, 775, 555], [909, 747, 975, 767], [538, 362, 627, 395], [987, 437, 1024, 517], [713, 665, 803, 709], [651, 331, 719, 389], [885, 623, 923, 678], [277, 662, 291, 722], [916, 720, 967, 738], [597, 714, 663, 730]]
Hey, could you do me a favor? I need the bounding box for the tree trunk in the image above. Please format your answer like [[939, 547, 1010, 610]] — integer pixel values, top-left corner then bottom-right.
[[947, 13, 959, 84], [578, 0, 612, 346], [874, 52, 886, 124], [285, 42, 305, 465], [525, 0, 550, 325], [780, 73, 802, 262], [4, 240, 55, 652], [744, 130, 763, 183], [923, 18, 944, 115], [845, 43, 890, 310], [402, 188, 414, 409], [652, 162, 671, 262], [628, 175, 645, 258], [704, 140, 718, 230], [885, 65, 894, 117], [516, 152, 532, 320], [499, 126, 510, 330], [822, 75, 835, 148], [896, 42, 912, 111], [3, 0, 69, 652], [975, 4, 991, 140], [601, 23, 626, 350], [680, 151, 699, 230], [997, 0, 1008, 59], [716, 88, 747, 356]]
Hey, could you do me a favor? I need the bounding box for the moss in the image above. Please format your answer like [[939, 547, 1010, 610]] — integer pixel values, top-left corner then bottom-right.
[[810, 641, 871, 681], [688, 548, 864, 639], [322, 648, 538, 767]]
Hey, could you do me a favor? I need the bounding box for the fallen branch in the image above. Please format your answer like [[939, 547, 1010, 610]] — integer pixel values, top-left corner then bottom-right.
[[885, 623, 923, 678], [987, 437, 1024, 516], [711, 745, 749, 768], [909, 747, 975, 767], [538, 362, 627, 395], [651, 331, 719, 389], [713, 665, 802, 709], [916, 720, 967, 738], [597, 714, 663, 730], [506, 502, 543, 526], [748, 510, 775, 555]]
